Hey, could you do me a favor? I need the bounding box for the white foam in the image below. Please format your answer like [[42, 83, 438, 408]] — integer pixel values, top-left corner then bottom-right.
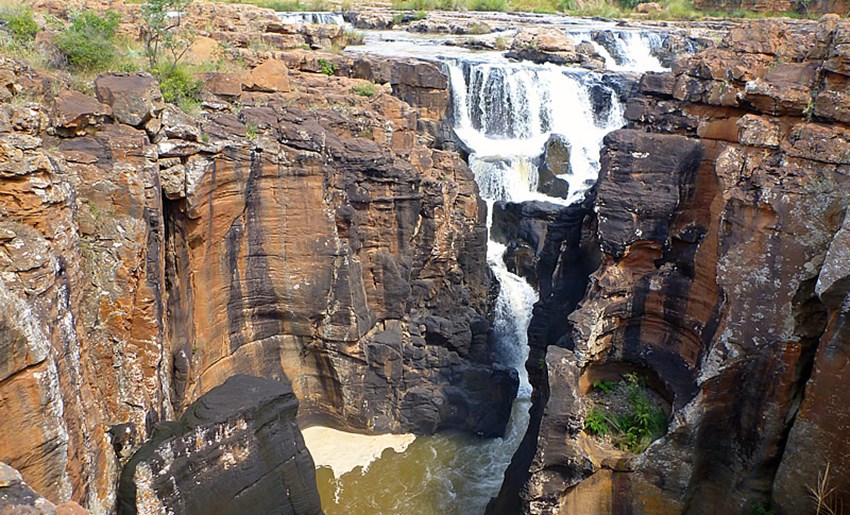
[[301, 426, 416, 478]]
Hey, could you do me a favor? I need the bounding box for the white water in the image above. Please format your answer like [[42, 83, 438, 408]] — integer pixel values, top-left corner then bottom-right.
[[307, 21, 672, 514], [276, 11, 347, 25], [570, 30, 666, 72], [448, 59, 626, 205]]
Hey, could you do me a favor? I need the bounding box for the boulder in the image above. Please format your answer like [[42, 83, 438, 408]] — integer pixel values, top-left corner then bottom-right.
[[199, 72, 243, 98], [242, 59, 291, 92], [536, 133, 571, 200], [507, 29, 579, 66], [51, 89, 111, 137], [94, 72, 164, 128], [117, 375, 322, 515], [183, 36, 223, 66]]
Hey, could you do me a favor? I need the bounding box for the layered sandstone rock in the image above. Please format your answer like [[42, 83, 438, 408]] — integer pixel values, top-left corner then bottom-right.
[[496, 17, 850, 515], [116, 375, 321, 515], [0, 59, 169, 513], [0, 36, 514, 513], [161, 69, 516, 437]]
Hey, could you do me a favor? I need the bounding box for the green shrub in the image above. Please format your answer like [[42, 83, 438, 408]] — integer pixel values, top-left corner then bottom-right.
[[593, 379, 616, 394], [55, 10, 120, 71], [584, 373, 668, 454], [585, 407, 610, 436], [351, 82, 376, 97], [0, 6, 39, 43], [469, 0, 509, 11], [318, 58, 337, 76], [158, 65, 202, 110]]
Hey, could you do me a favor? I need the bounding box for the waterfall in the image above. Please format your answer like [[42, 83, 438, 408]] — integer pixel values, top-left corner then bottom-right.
[[308, 21, 681, 515], [448, 59, 625, 205], [276, 11, 346, 25], [583, 30, 666, 72]]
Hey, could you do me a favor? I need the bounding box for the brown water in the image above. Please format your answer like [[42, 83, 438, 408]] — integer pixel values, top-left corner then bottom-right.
[[311, 397, 531, 515]]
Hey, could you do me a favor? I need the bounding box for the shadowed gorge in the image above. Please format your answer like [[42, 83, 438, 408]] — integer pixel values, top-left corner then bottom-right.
[[0, 2, 849, 515]]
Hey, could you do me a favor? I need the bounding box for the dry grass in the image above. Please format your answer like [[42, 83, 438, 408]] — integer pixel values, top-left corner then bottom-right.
[[808, 464, 844, 515]]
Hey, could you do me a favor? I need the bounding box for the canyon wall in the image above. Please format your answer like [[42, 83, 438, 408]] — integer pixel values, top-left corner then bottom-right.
[[500, 16, 850, 514], [0, 17, 514, 511]]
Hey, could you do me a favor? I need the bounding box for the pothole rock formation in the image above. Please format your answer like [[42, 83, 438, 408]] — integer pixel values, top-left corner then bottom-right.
[[494, 17, 850, 514], [116, 375, 321, 515], [0, 46, 515, 511]]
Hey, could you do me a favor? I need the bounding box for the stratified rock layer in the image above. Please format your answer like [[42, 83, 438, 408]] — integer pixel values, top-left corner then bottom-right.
[[117, 375, 321, 515], [500, 17, 850, 515], [0, 40, 514, 512]]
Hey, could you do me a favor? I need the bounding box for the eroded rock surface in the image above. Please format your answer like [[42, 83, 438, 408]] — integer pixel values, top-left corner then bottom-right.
[[0, 42, 514, 513], [117, 375, 321, 515], [496, 17, 850, 515]]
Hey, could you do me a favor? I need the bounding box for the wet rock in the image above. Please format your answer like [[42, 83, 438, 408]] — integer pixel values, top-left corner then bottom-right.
[[506, 29, 580, 66], [408, 19, 492, 35], [536, 134, 571, 200], [592, 31, 629, 66], [94, 72, 164, 128], [344, 11, 394, 30], [117, 375, 322, 515]]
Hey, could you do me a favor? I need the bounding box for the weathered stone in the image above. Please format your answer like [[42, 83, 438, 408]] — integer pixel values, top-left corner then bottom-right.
[[51, 89, 111, 137], [506, 29, 580, 66], [241, 59, 291, 92], [199, 72, 243, 98], [94, 72, 164, 128], [596, 130, 705, 257], [496, 17, 850, 515], [183, 36, 223, 66], [737, 113, 780, 148], [536, 133, 571, 200], [117, 375, 322, 515], [0, 462, 89, 515]]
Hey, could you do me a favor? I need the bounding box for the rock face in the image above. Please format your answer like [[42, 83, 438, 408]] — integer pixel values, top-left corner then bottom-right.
[[495, 18, 850, 515], [0, 462, 90, 515], [163, 70, 516, 438], [117, 375, 321, 515], [0, 42, 514, 514]]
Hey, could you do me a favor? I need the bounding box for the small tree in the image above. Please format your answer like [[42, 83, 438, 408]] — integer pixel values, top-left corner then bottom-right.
[[140, 0, 194, 78]]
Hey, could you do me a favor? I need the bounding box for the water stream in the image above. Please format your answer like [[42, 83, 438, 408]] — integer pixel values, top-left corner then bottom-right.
[[301, 17, 670, 514]]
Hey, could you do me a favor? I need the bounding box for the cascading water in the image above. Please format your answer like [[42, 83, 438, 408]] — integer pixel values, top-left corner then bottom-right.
[[305, 19, 674, 514], [276, 11, 347, 25], [448, 59, 626, 205]]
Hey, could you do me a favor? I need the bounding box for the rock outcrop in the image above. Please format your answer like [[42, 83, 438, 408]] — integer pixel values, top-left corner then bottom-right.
[[0, 35, 514, 514], [117, 375, 321, 515], [495, 17, 850, 515], [0, 462, 89, 515]]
